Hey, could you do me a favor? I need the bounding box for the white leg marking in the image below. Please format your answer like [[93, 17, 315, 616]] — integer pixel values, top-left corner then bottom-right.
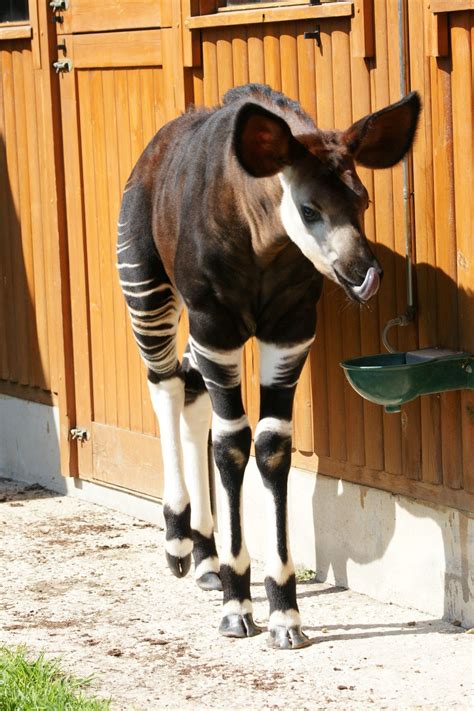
[[268, 609, 301, 630], [180, 392, 214, 537], [219, 487, 250, 575], [263, 485, 295, 585], [194, 556, 220, 580], [255, 417, 292, 441], [222, 599, 253, 617], [212, 413, 249, 439], [164, 538, 193, 558], [148, 377, 188, 513], [259, 338, 314, 388]]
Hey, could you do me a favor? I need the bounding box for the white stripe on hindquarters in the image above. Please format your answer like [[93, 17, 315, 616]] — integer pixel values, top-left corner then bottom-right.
[[259, 338, 314, 388]]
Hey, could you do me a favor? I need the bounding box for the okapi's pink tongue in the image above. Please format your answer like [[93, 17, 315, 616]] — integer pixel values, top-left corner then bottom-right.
[[352, 267, 380, 302]]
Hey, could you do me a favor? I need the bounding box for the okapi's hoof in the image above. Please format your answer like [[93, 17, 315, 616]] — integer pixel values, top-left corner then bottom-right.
[[166, 551, 192, 578], [267, 625, 311, 650], [196, 572, 223, 591], [219, 613, 262, 638]]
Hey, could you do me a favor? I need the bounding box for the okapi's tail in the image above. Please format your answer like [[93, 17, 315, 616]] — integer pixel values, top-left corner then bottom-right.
[[117, 177, 182, 382]]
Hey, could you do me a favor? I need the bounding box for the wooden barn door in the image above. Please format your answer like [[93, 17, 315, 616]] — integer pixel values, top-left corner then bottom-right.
[[55, 1, 183, 496]]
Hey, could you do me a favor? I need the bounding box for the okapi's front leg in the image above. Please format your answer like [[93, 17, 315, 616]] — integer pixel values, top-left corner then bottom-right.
[[189, 335, 261, 638], [255, 338, 315, 649]]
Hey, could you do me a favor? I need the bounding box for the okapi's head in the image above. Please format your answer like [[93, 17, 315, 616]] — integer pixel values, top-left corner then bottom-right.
[[234, 92, 421, 302]]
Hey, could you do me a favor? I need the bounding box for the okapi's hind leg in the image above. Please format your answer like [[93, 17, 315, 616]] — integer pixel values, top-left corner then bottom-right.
[[118, 182, 221, 585], [117, 183, 192, 578], [181, 345, 222, 591]]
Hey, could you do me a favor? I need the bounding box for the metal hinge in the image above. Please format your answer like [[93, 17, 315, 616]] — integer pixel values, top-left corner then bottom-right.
[[49, 0, 69, 11], [53, 58, 73, 73], [70, 427, 90, 442]]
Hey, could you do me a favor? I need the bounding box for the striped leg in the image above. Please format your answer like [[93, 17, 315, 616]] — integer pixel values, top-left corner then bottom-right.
[[117, 190, 192, 577], [181, 345, 221, 591], [189, 336, 261, 638], [256, 338, 315, 649]]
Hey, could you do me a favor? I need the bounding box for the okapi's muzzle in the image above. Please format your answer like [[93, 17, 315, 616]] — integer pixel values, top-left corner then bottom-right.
[[333, 253, 383, 303]]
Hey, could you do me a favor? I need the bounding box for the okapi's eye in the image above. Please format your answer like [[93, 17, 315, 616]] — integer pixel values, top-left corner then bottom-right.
[[301, 205, 322, 223]]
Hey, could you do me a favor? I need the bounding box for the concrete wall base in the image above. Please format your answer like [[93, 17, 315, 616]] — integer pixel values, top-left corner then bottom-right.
[[1, 394, 472, 627]]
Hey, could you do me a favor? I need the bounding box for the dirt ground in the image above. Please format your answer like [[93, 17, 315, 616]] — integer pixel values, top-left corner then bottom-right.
[[0, 477, 472, 710]]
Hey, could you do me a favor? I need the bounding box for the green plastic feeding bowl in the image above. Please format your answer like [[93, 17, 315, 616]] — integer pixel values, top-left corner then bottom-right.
[[341, 348, 474, 413]]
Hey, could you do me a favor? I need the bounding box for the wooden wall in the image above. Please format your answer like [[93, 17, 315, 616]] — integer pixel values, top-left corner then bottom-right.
[[191, 0, 473, 512], [0, 0, 472, 510], [0, 33, 60, 405]]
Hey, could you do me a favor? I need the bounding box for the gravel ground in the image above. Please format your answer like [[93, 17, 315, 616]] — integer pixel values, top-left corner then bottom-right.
[[0, 476, 472, 710]]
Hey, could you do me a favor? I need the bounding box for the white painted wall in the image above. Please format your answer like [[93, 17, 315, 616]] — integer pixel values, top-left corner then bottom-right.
[[1, 394, 472, 627]]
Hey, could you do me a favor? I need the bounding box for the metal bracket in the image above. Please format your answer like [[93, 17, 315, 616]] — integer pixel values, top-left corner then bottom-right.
[[304, 25, 322, 48], [70, 427, 90, 442], [53, 58, 73, 73]]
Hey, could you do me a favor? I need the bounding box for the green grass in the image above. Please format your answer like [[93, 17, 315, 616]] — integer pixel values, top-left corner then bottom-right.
[[0, 647, 111, 711], [295, 568, 317, 583]]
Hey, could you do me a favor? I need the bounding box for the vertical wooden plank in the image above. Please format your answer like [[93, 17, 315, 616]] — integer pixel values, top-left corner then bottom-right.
[[352, 0, 375, 58], [216, 28, 234, 99], [387, 0, 422, 481], [37, 0, 77, 473], [123, 69, 145, 434], [231, 25, 249, 87], [451, 11, 474, 492], [408, 0, 442, 485], [333, 19, 366, 467], [296, 22, 316, 120], [294, 22, 329, 456], [263, 23, 281, 91], [78, 70, 105, 427], [202, 30, 219, 106], [0, 60, 9, 380], [247, 25, 264, 84], [313, 18, 346, 463], [279, 22, 299, 101], [11, 44, 34, 385], [430, 51, 463, 490], [102, 69, 130, 431], [372, 0, 402, 475], [350, 36, 384, 471], [58, 40, 93, 477], [23, 47, 51, 391]]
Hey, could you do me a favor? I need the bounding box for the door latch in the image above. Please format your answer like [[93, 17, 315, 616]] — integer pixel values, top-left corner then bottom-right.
[[69, 427, 90, 442], [53, 58, 73, 73]]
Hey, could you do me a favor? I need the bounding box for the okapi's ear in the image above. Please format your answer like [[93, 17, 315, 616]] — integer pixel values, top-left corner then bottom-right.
[[343, 92, 421, 169], [234, 103, 300, 177]]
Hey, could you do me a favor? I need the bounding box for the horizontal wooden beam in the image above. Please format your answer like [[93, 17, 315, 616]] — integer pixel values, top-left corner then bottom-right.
[[186, 1, 353, 29], [0, 23, 32, 41], [428, 0, 474, 12], [292, 450, 474, 514], [72, 30, 162, 69]]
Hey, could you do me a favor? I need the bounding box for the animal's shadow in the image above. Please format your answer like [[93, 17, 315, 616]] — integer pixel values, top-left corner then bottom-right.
[[308, 243, 473, 625]]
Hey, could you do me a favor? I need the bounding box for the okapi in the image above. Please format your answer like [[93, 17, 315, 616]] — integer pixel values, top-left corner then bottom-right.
[[117, 84, 420, 649]]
